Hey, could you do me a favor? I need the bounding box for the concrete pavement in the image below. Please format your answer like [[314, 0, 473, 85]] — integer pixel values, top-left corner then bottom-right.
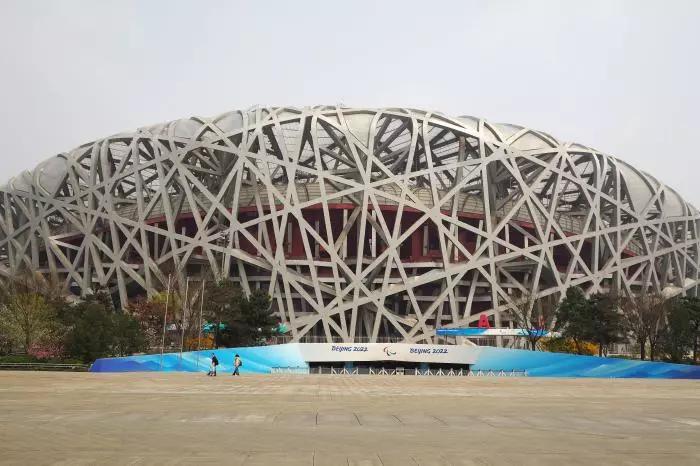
[[1, 372, 699, 465]]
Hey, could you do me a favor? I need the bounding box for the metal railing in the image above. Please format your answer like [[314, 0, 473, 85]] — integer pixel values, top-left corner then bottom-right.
[[270, 366, 310, 374], [270, 366, 528, 377], [0, 362, 90, 371], [468, 369, 527, 377]]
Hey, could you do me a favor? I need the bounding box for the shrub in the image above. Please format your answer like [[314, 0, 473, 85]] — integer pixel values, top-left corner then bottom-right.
[[540, 337, 598, 356], [27, 340, 65, 360]]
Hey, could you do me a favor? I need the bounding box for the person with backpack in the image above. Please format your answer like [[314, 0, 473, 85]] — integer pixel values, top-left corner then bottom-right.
[[232, 354, 242, 376], [208, 353, 219, 376]]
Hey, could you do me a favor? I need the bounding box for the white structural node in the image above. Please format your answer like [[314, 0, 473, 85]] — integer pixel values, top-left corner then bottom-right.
[[1, 106, 699, 344]]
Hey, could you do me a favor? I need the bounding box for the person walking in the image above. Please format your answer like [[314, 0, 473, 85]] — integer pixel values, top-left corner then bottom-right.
[[232, 354, 242, 376], [208, 353, 219, 376]]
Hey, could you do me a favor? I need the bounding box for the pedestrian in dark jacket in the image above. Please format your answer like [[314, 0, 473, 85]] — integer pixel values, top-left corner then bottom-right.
[[208, 353, 219, 376]]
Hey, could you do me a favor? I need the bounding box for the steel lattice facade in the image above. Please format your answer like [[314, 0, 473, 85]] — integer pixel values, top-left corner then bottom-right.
[[1, 106, 699, 343]]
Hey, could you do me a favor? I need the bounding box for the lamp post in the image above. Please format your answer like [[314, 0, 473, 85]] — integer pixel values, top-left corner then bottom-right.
[[196, 279, 205, 370], [159, 274, 172, 371], [179, 276, 190, 370]]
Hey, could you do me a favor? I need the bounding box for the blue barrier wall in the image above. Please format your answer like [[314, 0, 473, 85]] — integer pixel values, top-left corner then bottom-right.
[[91, 343, 700, 379], [91, 345, 307, 374], [472, 347, 700, 379]]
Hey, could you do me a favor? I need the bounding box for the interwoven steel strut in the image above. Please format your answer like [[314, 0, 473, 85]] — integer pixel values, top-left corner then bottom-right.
[[1, 106, 698, 343]]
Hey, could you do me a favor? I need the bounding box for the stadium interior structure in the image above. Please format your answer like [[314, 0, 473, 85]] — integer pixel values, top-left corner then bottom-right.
[[1, 106, 699, 345]]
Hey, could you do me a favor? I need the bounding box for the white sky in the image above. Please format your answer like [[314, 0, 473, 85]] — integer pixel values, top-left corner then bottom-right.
[[1, 1, 699, 205]]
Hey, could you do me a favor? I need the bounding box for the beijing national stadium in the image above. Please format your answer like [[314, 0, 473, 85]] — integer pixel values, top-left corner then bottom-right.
[[2, 106, 699, 347]]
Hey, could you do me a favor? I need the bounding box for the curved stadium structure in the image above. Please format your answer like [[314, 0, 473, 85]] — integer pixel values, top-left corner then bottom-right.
[[1, 106, 699, 344]]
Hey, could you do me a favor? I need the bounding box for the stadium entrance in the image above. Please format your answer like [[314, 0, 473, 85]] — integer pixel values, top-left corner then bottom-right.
[[307, 360, 470, 376], [295, 342, 479, 375]]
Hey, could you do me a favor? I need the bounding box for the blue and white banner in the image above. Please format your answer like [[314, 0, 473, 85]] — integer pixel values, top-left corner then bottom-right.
[[90, 345, 306, 374], [91, 343, 700, 379], [298, 343, 478, 364], [436, 328, 561, 337]]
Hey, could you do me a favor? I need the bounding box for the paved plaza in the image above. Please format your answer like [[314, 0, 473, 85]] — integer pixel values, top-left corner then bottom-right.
[[1, 372, 699, 465]]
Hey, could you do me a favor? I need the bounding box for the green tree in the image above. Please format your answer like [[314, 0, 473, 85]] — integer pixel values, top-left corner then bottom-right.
[[555, 287, 594, 354], [237, 289, 276, 346], [200, 279, 275, 347], [0, 273, 65, 354], [588, 292, 625, 357], [680, 296, 700, 363], [64, 293, 146, 363], [660, 298, 695, 363], [203, 278, 242, 348], [66, 297, 114, 363], [112, 312, 146, 357], [0, 292, 58, 353]]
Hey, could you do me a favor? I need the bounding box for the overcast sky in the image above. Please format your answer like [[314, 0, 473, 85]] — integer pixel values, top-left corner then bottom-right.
[[1, 1, 699, 205]]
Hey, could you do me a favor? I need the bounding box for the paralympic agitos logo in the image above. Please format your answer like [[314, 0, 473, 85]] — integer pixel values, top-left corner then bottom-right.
[[383, 346, 396, 357]]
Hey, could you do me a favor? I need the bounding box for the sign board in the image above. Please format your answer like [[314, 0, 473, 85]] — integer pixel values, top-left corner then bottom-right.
[[436, 328, 561, 337], [297, 343, 479, 365]]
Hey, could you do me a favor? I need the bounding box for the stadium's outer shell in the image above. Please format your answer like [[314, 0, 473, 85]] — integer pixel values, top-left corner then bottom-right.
[[1, 106, 699, 344]]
